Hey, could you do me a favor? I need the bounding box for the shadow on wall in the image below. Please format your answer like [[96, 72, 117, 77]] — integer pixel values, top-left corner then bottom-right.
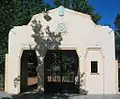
[[31, 19, 63, 89], [31, 19, 88, 95]]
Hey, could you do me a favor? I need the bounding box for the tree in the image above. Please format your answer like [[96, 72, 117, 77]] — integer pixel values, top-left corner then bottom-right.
[[31, 19, 88, 94], [0, 0, 51, 88], [0, 0, 51, 74], [115, 13, 120, 30], [31, 19, 63, 91], [53, 0, 101, 24], [114, 13, 120, 59]]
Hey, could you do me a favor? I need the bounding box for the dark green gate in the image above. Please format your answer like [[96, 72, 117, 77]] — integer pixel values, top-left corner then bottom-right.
[[44, 50, 79, 93]]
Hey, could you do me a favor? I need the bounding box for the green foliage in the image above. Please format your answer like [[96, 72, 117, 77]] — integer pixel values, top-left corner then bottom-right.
[[0, 0, 51, 73], [114, 13, 120, 29], [31, 19, 63, 88], [31, 19, 88, 93], [114, 13, 120, 59], [53, 0, 101, 24]]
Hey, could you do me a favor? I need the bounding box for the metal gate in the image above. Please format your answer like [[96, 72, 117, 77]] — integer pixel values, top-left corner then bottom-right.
[[44, 50, 79, 93]]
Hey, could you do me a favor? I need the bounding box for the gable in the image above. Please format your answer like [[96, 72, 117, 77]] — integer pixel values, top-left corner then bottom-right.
[[28, 6, 95, 27], [27, 6, 96, 40], [8, 6, 114, 54]]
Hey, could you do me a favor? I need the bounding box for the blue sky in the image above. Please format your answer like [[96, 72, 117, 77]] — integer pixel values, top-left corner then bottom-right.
[[44, 0, 120, 29]]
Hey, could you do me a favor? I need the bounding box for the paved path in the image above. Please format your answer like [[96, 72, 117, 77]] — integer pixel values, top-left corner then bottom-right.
[[11, 92, 120, 99], [0, 91, 13, 99], [1, 91, 120, 99]]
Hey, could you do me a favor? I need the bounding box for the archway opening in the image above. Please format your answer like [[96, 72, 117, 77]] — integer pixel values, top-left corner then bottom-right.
[[44, 50, 79, 93], [20, 50, 37, 93]]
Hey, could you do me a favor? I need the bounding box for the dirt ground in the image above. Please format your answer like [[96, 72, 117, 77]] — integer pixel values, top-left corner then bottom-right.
[[28, 77, 37, 86]]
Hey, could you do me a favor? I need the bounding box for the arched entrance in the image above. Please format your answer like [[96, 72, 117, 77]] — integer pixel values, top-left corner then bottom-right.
[[20, 50, 37, 93], [44, 50, 79, 93]]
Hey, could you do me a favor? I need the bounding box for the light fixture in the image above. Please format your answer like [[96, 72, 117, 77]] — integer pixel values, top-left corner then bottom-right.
[[43, 8, 52, 22], [44, 13, 52, 21]]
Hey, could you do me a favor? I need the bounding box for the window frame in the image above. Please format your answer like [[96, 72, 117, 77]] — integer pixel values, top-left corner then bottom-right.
[[90, 61, 99, 75]]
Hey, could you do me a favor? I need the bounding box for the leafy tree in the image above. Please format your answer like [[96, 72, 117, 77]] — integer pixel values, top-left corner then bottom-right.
[[53, 0, 101, 24], [115, 13, 120, 30], [0, 0, 51, 74], [114, 13, 120, 59], [31, 19, 63, 91], [31, 19, 88, 94], [0, 0, 51, 88]]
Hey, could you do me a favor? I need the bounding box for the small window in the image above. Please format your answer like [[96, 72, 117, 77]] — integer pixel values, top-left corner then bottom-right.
[[91, 61, 98, 73]]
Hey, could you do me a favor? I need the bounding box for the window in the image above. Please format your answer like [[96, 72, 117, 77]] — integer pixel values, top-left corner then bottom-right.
[[91, 61, 98, 73]]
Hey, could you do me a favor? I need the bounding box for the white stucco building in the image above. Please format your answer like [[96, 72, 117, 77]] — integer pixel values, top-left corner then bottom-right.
[[5, 6, 118, 94]]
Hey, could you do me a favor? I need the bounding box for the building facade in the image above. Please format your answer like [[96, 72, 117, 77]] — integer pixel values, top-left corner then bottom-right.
[[5, 6, 117, 94]]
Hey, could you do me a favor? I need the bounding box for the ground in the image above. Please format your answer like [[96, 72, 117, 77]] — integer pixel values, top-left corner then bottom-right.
[[28, 77, 37, 86], [0, 91, 120, 99]]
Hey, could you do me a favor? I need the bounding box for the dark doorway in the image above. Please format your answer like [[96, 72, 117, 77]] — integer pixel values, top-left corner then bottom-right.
[[20, 50, 37, 93], [44, 50, 79, 93]]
